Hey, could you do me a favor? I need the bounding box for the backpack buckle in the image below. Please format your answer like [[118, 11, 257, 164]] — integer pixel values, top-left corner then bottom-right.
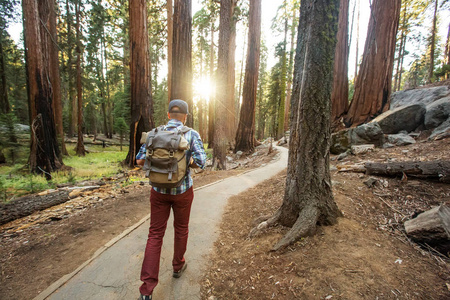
[[169, 150, 174, 157], [148, 149, 154, 156]]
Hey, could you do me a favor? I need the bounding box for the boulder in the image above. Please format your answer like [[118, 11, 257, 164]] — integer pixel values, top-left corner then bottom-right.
[[371, 104, 426, 134], [387, 133, 416, 146], [330, 122, 384, 154], [390, 86, 450, 109], [429, 118, 450, 141], [424, 96, 450, 129], [351, 144, 375, 155], [404, 205, 450, 253]]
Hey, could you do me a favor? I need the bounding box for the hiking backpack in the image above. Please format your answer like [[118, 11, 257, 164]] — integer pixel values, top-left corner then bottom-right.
[[140, 125, 191, 188]]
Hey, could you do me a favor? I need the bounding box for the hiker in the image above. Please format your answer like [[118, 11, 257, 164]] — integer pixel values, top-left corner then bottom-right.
[[136, 99, 207, 300]]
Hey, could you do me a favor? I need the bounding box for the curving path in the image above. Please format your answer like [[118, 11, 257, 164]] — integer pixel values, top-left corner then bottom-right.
[[34, 146, 288, 300]]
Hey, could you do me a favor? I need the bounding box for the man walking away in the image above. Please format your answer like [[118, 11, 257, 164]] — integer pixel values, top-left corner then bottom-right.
[[136, 99, 207, 300]]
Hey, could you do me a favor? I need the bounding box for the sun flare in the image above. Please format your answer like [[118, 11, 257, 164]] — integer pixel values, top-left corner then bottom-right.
[[193, 77, 214, 103]]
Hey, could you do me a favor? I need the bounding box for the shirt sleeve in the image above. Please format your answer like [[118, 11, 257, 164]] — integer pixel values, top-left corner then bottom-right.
[[136, 144, 146, 160], [190, 131, 207, 169]]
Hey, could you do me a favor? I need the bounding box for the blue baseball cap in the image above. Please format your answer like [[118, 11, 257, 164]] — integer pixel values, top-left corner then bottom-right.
[[168, 99, 189, 115]]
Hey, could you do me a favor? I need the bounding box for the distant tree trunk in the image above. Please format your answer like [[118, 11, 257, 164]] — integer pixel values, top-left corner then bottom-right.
[[284, 10, 297, 133], [198, 38, 204, 138], [0, 36, 9, 114], [393, 2, 406, 92], [277, 18, 288, 139], [354, 0, 360, 79], [428, 0, 438, 84], [445, 22, 450, 79], [225, 0, 238, 145], [74, 0, 85, 156], [171, 0, 193, 126], [214, 0, 234, 169], [397, 34, 407, 89], [66, 0, 75, 138], [48, 0, 67, 156], [234, 0, 261, 153], [24, 0, 62, 176], [344, 0, 401, 127], [251, 0, 341, 251], [125, 0, 154, 167], [208, 22, 215, 148], [331, 0, 349, 129], [167, 0, 173, 102]]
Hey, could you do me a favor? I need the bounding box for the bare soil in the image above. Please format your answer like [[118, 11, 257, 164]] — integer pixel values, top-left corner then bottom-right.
[[201, 138, 450, 300], [0, 149, 276, 299]]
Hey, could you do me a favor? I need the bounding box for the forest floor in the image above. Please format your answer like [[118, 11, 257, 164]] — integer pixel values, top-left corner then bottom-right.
[[0, 139, 449, 299]]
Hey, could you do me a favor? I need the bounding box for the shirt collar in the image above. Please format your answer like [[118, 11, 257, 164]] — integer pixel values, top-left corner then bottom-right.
[[166, 119, 184, 128]]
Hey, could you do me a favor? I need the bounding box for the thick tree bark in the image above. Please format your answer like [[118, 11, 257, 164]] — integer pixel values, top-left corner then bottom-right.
[[74, 0, 85, 156], [167, 0, 173, 103], [24, 0, 62, 176], [208, 22, 215, 148], [427, 0, 438, 84], [48, 0, 67, 156], [213, 0, 234, 169], [225, 0, 237, 145], [365, 160, 450, 183], [234, 0, 261, 153], [331, 0, 349, 129], [251, 0, 342, 251], [171, 0, 193, 127], [125, 0, 154, 167], [344, 0, 401, 127]]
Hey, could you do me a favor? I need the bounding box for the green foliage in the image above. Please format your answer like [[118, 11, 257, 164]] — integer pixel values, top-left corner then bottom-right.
[[0, 112, 19, 163]]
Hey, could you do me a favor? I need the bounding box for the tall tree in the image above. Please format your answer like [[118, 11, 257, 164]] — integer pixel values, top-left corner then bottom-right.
[[445, 22, 450, 78], [344, 0, 401, 127], [125, 0, 154, 166], [234, 0, 261, 153], [171, 0, 193, 126], [74, 0, 85, 156], [251, 0, 342, 251], [330, 0, 349, 129], [23, 0, 62, 176], [214, 0, 235, 169], [0, 0, 17, 114], [48, 0, 67, 156], [427, 0, 439, 83], [167, 0, 173, 103]]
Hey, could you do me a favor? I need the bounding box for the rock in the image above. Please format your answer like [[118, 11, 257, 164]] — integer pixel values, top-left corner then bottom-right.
[[364, 177, 379, 188], [424, 97, 450, 129], [251, 151, 260, 157], [226, 156, 233, 162], [382, 143, 395, 148], [351, 144, 375, 155], [429, 118, 450, 141], [371, 104, 426, 134], [390, 86, 450, 109], [235, 151, 243, 159], [351, 122, 384, 146], [387, 133, 416, 146], [337, 152, 348, 161], [404, 205, 450, 253], [330, 122, 384, 154]]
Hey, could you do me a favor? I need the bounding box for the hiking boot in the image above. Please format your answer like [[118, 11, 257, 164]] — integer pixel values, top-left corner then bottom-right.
[[139, 295, 152, 300], [173, 263, 187, 278]]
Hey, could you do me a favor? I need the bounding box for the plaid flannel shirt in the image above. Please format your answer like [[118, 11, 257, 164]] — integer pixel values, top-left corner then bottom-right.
[[136, 119, 207, 195]]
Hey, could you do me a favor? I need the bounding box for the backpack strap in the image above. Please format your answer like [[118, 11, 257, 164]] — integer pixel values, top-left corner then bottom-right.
[[180, 126, 191, 134]]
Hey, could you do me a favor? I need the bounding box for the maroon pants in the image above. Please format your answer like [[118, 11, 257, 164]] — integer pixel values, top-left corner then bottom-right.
[[139, 187, 194, 296]]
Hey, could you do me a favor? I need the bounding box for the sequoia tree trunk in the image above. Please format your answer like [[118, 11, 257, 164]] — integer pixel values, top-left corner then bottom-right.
[[125, 0, 154, 167], [344, 0, 401, 127], [234, 0, 261, 153], [171, 0, 193, 126], [74, 0, 85, 156], [208, 22, 215, 148], [48, 0, 67, 156], [213, 0, 234, 169], [24, 0, 62, 176], [251, 0, 342, 251], [331, 0, 349, 129]]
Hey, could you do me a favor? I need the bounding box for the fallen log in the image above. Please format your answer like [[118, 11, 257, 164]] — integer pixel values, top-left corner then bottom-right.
[[364, 160, 450, 183]]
